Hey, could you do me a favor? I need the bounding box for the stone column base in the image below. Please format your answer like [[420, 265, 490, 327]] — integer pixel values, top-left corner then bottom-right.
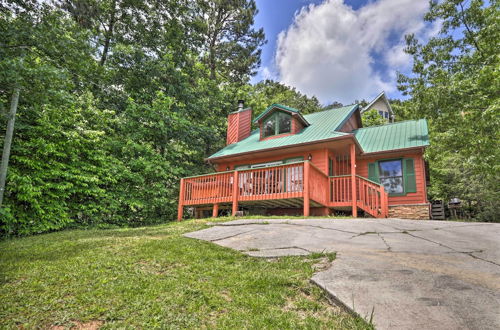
[[388, 204, 430, 220]]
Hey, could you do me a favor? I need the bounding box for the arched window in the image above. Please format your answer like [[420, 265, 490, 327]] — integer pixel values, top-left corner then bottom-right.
[[262, 112, 291, 138]]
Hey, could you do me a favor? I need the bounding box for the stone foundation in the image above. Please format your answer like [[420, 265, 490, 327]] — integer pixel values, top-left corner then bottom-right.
[[389, 204, 430, 220]]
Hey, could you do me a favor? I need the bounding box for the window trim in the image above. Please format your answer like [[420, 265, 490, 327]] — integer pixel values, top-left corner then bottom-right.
[[377, 158, 406, 196], [261, 111, 292, 138], [250, 161, 283, 169]]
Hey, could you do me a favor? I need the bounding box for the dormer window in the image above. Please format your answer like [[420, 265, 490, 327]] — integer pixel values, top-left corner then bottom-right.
[[262, 112, 291, 138], [254, 104, 310, 140]]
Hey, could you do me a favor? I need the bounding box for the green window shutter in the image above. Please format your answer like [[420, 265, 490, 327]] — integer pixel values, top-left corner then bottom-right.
[[403, 158, 416, 193], [368, 162, 379, 183], [328, 158, 333, 176]]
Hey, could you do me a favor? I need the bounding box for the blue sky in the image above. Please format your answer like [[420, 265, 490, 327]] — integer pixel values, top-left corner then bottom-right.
[[251, 0, 435, 105]]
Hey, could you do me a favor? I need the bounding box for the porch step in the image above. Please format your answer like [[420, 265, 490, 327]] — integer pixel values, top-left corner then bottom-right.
[[431, 200, 446, 220]]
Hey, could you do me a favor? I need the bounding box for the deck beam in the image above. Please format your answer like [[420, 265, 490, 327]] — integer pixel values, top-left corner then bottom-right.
[[231, 171, 239, 216], [350, 144, 358, 217], [212, 203, 219, 218], [303, 161, 310, 216], [177, 178, 185, 221]]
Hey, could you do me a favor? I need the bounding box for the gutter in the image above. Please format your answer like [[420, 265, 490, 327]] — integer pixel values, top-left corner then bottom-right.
[[358, 146, 428, 157], [205, 134, 363, 162]]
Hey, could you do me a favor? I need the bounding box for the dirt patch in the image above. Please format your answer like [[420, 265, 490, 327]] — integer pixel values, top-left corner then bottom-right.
[[51, 320, 103, 330], [312, 257, 332, 272]]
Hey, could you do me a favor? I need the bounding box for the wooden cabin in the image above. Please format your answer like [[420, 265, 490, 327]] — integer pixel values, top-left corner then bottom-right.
[[177, 102, 430, 220]]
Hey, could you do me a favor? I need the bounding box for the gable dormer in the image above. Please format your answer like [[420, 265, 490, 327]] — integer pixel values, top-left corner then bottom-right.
[[361, 91, 394, 122], [253, 104, 310, 140], [337, 105, 362, 132]]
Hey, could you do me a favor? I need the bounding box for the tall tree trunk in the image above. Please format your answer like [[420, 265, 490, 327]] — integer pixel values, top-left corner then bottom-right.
[[100, 0, 117, 66], [209, 38, 216, 80], [0, 87, 20, 208]]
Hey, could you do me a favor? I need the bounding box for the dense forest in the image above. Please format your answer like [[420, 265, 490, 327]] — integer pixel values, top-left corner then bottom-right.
[[0, 0, 498, 235]]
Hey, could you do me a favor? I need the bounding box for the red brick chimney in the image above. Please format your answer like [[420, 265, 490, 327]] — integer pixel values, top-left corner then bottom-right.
[[226, 100, 252, 145]]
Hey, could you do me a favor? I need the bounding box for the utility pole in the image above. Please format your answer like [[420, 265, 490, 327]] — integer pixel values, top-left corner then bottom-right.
[[0, 87, 20, 208]]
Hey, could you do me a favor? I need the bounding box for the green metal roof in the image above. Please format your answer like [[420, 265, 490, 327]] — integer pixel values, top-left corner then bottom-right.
[[208, 104, 358, 159], [354, 119, 429, 153], [253, 103, 309, 125]]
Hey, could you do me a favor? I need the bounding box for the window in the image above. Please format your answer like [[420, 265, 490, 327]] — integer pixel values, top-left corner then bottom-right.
[[384, 112, 389, 119], [278, 112, 291, 134], [250, 161, 282, 169], [368, 158, 417, 195], [262, 112, 291, 137], [378, 160, 403, 194], [379, 111, 384, 117], [262, 116, 276, 137]]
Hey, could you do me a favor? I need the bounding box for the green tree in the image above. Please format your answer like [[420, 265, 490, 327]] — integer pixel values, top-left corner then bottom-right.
[[195, 0, 266, 83], [1, 2, 109, 234], [361, 109, 387, 127], [238, 80, 323, 118], [398, 0, 499, 221], [1, 0, 266, 235], [323, 101, 344, 110]]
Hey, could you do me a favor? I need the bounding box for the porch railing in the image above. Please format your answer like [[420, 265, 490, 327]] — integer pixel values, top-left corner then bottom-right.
[[329, 175, 352, 205], [329, 175, 389, 218], [181, 162, 305, 206], [308, 163, 329, 206], [183, 171, 234, 205], [178, 161, 389, 219], [237, 162, 304, 201], [356, 175, 389, 218]]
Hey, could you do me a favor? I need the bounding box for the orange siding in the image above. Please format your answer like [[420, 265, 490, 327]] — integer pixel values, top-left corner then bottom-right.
[[218, 148, 329, 175], [226, 108, 252, 145], [226, 113, 238, 145], [357, 152, 428, 205], [238, 110, 252, 141], [292, 116, 305, 134]]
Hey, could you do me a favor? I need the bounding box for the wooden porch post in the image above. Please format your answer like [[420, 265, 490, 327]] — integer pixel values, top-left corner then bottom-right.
[[303, 161, 310, 217], [212, 203, 219, 218], [232, 171, 239, 216], [350, 144, 358, 217], [381, 191, 388, 218], [177, 178, 185, 221]]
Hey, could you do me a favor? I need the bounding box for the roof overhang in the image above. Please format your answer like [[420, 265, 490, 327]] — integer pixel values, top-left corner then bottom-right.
[[358, 146, 428, 158], [206, 134, 362, 163]]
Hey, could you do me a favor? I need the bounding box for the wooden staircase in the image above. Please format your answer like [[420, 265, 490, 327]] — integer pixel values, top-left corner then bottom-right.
[[328, 175, 389, 218]]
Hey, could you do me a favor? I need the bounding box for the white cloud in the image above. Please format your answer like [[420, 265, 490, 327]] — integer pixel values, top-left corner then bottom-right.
[[385, 44, 411, 68], [275, 0, 431, 104], [261, 66, 277, 80]]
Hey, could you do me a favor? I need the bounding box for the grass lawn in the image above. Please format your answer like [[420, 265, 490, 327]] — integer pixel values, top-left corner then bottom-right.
[[0, 217, 372, 329]]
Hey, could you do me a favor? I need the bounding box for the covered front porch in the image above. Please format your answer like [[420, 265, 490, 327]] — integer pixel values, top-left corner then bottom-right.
[[177, 145, 389, 220]]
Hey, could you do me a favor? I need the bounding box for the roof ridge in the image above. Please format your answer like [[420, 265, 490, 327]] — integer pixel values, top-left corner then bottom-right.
[[354, 118, 425, 131], [253, 103, 304, 123], [304, 103, 358, 118], [269, 103, 300, 112]]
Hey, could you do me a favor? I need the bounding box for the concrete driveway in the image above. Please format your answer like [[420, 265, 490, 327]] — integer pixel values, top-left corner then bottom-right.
[[184, 218, 500, 330]]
